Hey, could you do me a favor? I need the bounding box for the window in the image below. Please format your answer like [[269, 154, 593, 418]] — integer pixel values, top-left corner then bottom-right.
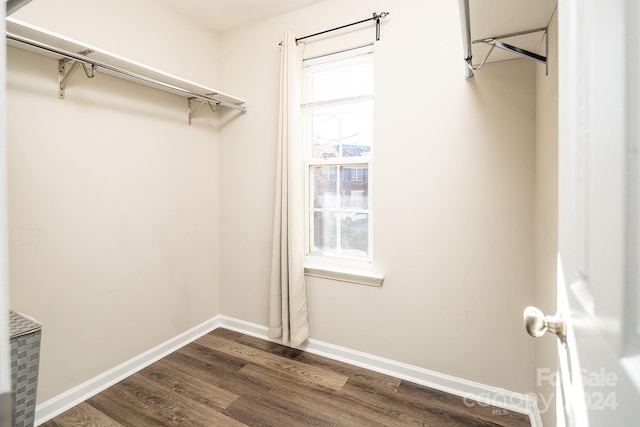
[[303, 45, 373, 261], [321, 167, 337, 182], [348, 167, 365, 182]]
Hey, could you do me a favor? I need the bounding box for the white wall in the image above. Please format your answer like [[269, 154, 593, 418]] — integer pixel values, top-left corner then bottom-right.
[[534, 10, 559, 426], [8, 0, 223, 403], [220, 0, 537, 394]]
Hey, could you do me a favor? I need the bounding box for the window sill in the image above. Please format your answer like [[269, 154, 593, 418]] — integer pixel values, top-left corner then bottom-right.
[[304, 257, 384, 287]]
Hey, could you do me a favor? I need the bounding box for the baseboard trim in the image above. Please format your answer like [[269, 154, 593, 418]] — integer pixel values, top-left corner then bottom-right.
[[34, 316, 219, 425], [36, 314, 542, 427], [215, 315, 543, 427]]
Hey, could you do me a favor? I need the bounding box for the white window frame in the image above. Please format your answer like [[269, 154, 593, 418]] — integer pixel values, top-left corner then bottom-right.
[[302, 45, 383, 286]]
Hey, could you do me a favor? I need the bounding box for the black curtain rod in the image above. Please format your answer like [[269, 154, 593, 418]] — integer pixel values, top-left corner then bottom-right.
[[295, 12, 389, 43]]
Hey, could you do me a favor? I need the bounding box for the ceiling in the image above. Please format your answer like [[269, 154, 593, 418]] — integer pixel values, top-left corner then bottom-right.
[[468, 0, 558, 65], [8, 1, 557, 55], [154, 0, 557, 65], [155, 0, 324, 34]]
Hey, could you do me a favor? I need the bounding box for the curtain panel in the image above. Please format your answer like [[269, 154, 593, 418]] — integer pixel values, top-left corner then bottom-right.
[[268, 31, 309, 348]]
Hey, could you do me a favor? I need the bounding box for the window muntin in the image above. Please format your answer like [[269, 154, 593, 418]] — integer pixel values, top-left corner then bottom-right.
[[304, 46, 373, 261]]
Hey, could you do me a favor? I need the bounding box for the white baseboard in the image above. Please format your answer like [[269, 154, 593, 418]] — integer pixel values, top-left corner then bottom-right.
[[215, 315, 543, 427], [34, 316, 219, 425], [36, 314, 542, 427]]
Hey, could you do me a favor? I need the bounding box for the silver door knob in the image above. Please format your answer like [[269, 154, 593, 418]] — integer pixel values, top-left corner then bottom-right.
[[523, 306, 566, 343]]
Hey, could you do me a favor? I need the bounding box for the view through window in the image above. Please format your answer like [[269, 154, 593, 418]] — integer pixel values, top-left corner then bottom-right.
[[303, 45, 374, 260]]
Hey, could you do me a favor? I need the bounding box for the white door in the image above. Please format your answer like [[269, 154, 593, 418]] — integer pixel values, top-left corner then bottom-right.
[[531, 0, 640, 425]]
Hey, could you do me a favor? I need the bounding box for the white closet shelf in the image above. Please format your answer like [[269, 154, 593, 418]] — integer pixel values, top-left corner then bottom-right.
[[5, 17, 247, 121]]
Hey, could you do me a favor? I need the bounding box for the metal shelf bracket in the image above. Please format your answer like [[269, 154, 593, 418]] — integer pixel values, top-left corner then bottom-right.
[[188, 96, 220, 125], [58, 49, 96, 99], [470, 27, 549, 76], [6, 19, 247, 116]]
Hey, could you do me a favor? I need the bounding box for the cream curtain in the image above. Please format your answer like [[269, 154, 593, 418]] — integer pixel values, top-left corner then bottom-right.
[[268, 31, 309, 347]]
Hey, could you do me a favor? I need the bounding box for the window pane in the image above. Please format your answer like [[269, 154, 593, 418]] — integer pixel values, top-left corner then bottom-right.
[[312, 211, 337, 255], [305, 58, 373, 103], [312, 166, 337, 208], [311, 100, 372, 160], [340, 100, 373, 157], [340, 212, 368, 258], [312, 108, 340, 159], [340, 166, 368, 210]]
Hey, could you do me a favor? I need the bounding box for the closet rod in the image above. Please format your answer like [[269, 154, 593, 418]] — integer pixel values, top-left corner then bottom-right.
[[6, 32, 247, 113], [296, 12, 389, 43]]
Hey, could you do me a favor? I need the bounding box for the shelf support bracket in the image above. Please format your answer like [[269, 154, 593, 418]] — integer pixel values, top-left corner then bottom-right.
[[58, 50, 96, 99], [480, 38, 547, 65], [469, 26, 549, 77], [188, 96, 220, 125]]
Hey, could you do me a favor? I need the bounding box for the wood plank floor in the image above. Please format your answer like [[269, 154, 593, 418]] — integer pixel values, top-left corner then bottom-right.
[[42, 328, 531, 427]]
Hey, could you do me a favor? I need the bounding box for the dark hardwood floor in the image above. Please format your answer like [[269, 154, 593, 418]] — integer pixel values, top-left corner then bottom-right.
[[42, 328, 530, 426]]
